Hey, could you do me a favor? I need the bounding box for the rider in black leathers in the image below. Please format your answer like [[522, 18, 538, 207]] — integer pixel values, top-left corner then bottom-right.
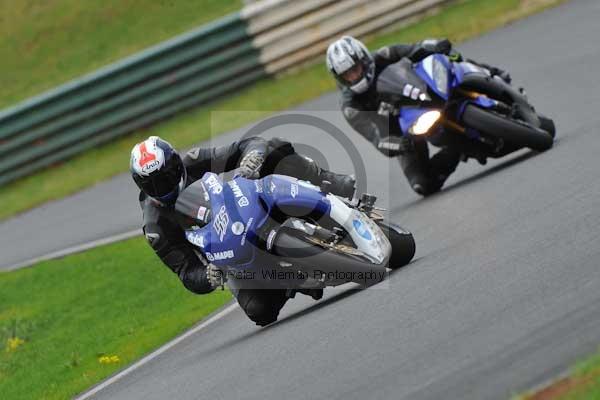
[[326, 36, 511, 195], [130, 136, 355, 326]]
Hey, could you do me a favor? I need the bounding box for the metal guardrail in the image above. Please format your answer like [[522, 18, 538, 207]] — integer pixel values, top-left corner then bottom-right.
[[0, 13, 262, 186], [246, 0, 450, 74], [0, 0, 451, 186]]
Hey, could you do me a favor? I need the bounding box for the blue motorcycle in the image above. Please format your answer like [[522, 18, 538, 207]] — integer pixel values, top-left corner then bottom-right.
[[376, 54, 556, 159], [174, 172, 415, 291]]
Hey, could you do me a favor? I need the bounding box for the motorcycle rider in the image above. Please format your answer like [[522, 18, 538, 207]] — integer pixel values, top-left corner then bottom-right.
[[326, 36, 511, 195], [130, 135, 355, 326]]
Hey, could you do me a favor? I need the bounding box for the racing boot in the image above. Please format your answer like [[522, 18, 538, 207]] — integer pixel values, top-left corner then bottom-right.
[[468, 59, 512, 84], [318, 170, 356, 199], [298, 288, 324, 301], [490, 67, 512, 84], [272, 153, 355, 199]]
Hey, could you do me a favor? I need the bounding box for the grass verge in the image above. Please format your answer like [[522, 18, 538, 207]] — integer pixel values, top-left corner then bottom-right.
[[516, 348, 600, 399], [0, 237, 232, 400], [0, 0, 242, 108], [0, 0, 567, 222]]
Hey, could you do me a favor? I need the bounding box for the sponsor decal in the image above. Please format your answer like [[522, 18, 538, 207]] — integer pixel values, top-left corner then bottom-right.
[[186, 231, 204, 248], [196, 206, 208, 222], [228, 180, 249, 207], [137, 142, 161, 174], [270, 181, 276, 193], [206, 250, 234, 261], [290, 183, 298, 198], [213, 205, 229, 242], [231, 221, 244, 236], [205, 174, 223, 194], [352, 219, 372, 241], [254, 180, 263, 193], [238, 197, 249, 207], [240, 217, 254, 246], [141, 159, 160, 174], [228, 181, 243, 197]]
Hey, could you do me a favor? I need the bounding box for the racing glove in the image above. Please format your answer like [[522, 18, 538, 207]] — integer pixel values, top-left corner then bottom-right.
[[448, 50, 463, 62], [377, 136, 413, 157], [235, 150, 265, 179], [421, 38, 453, 55], [206, 263, 226, 290]]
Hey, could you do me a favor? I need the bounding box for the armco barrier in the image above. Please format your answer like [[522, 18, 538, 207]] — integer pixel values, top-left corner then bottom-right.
[[0, 13, 262, 186], [0, 0, 451, 186]]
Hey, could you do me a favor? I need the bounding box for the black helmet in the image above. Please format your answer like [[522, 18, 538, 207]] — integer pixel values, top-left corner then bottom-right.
[[326, 36, 375, 94], [130, 136, 186, 204]]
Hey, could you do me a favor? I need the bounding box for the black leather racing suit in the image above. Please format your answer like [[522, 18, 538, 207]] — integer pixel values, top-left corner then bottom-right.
[[139, 137, 346, 325], [341, 39, 503, 195]]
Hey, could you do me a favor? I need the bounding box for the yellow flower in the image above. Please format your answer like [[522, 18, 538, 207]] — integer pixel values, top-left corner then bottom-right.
[[98, 354, 120, 364], [6, 337, 25, 352]]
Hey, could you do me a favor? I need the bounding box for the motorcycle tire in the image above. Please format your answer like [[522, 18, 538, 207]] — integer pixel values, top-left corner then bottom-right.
[[462, 104, 553, 151], [376, 222, 416, 269]]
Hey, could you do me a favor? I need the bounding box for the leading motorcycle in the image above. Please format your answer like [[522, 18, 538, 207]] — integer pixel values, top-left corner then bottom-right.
[[174, 172, 415, 291]]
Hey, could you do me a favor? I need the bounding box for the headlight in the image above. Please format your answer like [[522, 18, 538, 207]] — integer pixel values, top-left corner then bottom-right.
[[409, 111, 442, 135]]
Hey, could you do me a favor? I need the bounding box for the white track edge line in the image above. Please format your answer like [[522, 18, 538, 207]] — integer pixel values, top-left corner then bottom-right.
[[74, 302, 238, 400], [3, 229, 142, 271]]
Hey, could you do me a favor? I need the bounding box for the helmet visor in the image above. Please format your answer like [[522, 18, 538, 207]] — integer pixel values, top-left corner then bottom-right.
[[340, 63, 364, 85], [135, 156, 183, 199]]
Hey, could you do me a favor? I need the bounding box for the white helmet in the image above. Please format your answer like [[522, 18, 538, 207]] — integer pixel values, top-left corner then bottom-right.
[[130, 136, 186, 204], [326, 36, 375, 94]]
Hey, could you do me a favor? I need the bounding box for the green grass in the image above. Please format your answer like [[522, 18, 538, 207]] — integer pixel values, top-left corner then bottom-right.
[[516, 347, 600, 400], [0, 0, 566, 222], [0, 237, 232, 400], [0, 0, 242, 109]]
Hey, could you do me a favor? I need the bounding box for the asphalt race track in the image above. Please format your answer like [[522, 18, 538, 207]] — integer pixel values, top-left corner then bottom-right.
[[4, 0, 600, 399]]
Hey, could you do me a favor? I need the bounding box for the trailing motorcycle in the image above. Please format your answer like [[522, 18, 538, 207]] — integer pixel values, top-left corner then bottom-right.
[[174, 172, 415, 291], [376, 54, 556, 161]]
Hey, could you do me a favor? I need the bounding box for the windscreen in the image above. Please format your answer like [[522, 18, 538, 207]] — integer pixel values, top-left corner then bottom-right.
[[174, 180, 211, 230], [375, 59, 429, 104]]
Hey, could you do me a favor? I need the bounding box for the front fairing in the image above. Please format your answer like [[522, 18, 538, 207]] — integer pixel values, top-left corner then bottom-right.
[[413, 54, 452, 100], [182, 173, 333, 269], [182, 174, 391, 270], [400, 55, 497, 137], [376, 58, 430, 105], [183, 173, 267, 268]]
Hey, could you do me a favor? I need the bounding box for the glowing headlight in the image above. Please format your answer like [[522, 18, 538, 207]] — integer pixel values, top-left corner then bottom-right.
[[409, 111, 442, 135]]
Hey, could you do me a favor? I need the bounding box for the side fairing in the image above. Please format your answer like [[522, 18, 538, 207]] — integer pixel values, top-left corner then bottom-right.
[[184, 173, 266, 268]]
